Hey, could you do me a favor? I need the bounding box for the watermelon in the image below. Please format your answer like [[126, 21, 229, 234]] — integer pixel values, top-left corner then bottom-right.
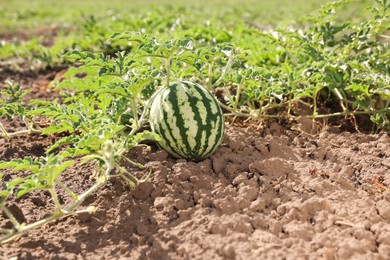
[[149, 81, 224, 161]]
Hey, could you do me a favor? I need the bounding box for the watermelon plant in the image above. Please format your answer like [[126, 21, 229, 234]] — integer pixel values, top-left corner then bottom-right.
[[0, 33, 233, 243]]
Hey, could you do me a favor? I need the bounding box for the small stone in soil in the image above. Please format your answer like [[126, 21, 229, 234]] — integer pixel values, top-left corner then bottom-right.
[[76, 212, 92, 223], [131, 181, 154, 200], [148, 150, 168, 161]]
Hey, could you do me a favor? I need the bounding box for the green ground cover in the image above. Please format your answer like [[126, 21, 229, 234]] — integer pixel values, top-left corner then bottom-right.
[[0, 0, 333, 32]]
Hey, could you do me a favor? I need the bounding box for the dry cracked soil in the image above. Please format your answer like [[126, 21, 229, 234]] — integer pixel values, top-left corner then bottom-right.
[[0, 70, 390, 260]]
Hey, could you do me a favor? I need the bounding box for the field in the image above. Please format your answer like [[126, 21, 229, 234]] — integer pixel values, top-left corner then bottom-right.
[[0, 0, 389, 259]]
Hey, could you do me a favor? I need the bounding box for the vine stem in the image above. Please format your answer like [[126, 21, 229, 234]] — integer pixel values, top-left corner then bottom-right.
[[131, 100, 139, 130], [166, 56, 171, 87], [49, 188, 63, 214], [234, 84, 242, 111], [0, 128, 42, 138], [306, 108, 390, 119], [0, 180, 106, 244], [219, 102, 282, 119], [0, 163, 112, 244], [212, 52, 236, 88], [0, 205, 22, 232], [0, 122, 8, 138], [129, 86, 166, 137], [220, 101, 390, 121], [0, 229, 12, 234], [207, 61, 213, 90]]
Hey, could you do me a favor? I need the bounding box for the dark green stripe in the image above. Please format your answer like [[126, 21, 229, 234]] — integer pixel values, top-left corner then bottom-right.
[[188, 82, 212, 156], [155, 92, 184, 158], [159, 109, 185, 158], [191, 82, 223, 158], [202, 116, 224, 158], [182, 82, 207, 158], [206, 104, 224, 158], [167, 83, 193, 159]]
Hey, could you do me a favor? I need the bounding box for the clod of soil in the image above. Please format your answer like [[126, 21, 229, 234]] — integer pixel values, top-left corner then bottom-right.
[[1, 123, 389, 259]]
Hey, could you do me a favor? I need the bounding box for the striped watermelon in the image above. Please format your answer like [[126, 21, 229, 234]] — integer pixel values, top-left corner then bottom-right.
[[149, 81, 224, 161]]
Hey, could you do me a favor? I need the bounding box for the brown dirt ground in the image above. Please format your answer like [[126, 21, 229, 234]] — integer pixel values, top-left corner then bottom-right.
[[1, 69, 390, 260]]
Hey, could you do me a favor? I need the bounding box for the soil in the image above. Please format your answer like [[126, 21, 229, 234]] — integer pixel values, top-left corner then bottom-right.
[[1, 57, 390, 260]]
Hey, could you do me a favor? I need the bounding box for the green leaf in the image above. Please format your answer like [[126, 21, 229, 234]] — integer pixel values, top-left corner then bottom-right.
[[46, 135, 79, 154], [53, 161, 75, 180], [132, 130, 161, 144], [6, 177, 24, 189]]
